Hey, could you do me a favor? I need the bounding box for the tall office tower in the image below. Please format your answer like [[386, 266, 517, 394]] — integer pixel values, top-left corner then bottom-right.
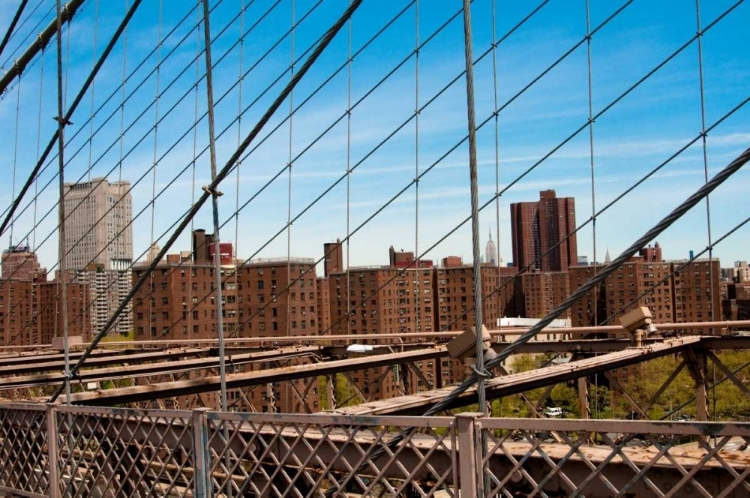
[[62, 177, 133, 270], [485, 227, 497, 266], [61, 178, 133, 336], [510, 190, 577, 272]]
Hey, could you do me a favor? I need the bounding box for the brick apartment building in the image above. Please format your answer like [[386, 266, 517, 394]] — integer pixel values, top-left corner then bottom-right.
[[1, 244, 42, 280], [518, 271, 571, 320], [0, 272, 90, 347], [510, 190, 577, 272], [132, 255, 319, 341]]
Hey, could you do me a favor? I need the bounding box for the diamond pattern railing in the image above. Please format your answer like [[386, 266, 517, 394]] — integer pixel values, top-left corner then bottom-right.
[[479, 417, 750, 498], [53, 405, 196, 497], [204, 411, 459, 497], [2, 403, 750, 497], [0, 403, 50, 497]]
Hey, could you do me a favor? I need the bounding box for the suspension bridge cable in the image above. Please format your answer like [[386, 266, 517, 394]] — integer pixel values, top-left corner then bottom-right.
[[449, 94, 750, 337], [428, 145, 750, 416], [0, 0, 86, 96], [47, 0, 365, 402], [0, 0, 143, 238], [54, 0, 71, 404], [1, 0, 284, 276], [0, 0, 30, 60], [0, 0, 51, 72], [151, 1, 551, 341], [0, 0, 211, 224], [200, 0, 227, 412], [600, 215, 750, 327], [302, 0, 743, 361]]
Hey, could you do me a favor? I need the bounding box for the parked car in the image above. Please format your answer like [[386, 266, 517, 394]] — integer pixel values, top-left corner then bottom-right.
[[544, 407, 563, 418]]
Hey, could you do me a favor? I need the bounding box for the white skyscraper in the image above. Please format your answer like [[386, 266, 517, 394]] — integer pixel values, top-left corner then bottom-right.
[[485, 227, 498, 266], [61, 178, 133, 336], [62, 177, 133, 270]]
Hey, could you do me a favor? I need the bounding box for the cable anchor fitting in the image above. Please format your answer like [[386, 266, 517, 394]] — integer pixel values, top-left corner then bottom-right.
[[53, 116, 73, 126], [472, 365, 492, 379], [202, 185, 223, 197]]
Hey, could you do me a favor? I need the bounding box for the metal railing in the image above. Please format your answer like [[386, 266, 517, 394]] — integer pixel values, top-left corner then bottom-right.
[[0, 403, 748, 497]]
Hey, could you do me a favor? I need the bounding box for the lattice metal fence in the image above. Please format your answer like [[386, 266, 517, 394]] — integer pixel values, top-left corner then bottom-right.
[[0, 403, 50, 497], [203, 411, 459, 497], [1, 403, 750, 497], [479, 416, 750, 498]]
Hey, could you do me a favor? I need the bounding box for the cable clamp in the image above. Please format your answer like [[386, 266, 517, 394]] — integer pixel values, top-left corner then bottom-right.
[[62, 369, 75, 380], [53, 116, 73, 126], [472, 365, 492, 379], [202, 185, 224, 196]]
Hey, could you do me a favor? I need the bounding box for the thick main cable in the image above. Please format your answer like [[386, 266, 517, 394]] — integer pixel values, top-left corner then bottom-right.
[[0, 0, 30, 60], [0, 0, 143, 238]]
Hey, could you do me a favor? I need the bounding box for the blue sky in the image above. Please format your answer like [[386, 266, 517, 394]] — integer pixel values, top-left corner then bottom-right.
[[0, 0, 748, 273]]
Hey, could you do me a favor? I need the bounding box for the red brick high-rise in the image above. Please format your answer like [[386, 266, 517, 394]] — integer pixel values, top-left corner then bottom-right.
[[510, 190, 577, 272], [1, 244, 43, 281]]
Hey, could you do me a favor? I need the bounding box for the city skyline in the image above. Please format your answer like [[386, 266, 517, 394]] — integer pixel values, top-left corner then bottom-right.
[[0, 1, 747, 277]]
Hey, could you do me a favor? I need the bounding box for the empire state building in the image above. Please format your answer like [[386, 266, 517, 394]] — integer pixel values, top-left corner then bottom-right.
[[485, 227, 497, 266]]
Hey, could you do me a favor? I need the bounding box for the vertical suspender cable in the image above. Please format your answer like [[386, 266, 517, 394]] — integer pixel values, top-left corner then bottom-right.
[[10, 78, 21, 248], [233, 0, 245, 341], [694, 0, 714, 325], [345, 0, 353, 336], [461, 0, 487, 416], [54, 0, 71, 404], [584, 0, 599, 417], [414, 0, 420, 336], [87, 0, 98, 182], [491, 0, 502, 330], [694, 0, 717, 422], [286, 0, 295, 337], [201, 0, 227, 412], [148, 0, 163, 347], [32, 49, 44, 345], [188, 5, 202, 342]]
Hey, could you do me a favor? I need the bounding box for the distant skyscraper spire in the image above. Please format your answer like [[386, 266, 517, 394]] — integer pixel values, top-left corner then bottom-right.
[[485, 224, 497, 266], [605, 248, 611, 264]]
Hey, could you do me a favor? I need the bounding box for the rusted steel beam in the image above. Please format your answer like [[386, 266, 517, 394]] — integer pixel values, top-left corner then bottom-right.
[[2, 319, 748, 352], [341, 338, 700, 416], [66, 347, 448, 405], [0, 348, 211, 375], [0, 348, 318, 389]]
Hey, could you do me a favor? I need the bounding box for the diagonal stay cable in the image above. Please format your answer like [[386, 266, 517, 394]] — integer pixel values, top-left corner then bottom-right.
[[112, 0, 469, 343], [2, 0, 310, 265], [600, 213, 750, 328], [4, 0, 331, 344], [328, 145, 750, 494], [152, 0, 552, 341], [441, 94, 750, 336], [0, 0, 142, 238], [429, 145, 750, 415], [0, 0, 239, 231], [236, 0, 643, 344], [0, 0, 227, 225], [47, 0, 364, 402], [0, 0, 51, 72], [0, 0, 30, 60]]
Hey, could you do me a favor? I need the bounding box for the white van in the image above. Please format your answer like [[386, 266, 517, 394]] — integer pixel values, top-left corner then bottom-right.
[[544, 407, 563, 418]]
